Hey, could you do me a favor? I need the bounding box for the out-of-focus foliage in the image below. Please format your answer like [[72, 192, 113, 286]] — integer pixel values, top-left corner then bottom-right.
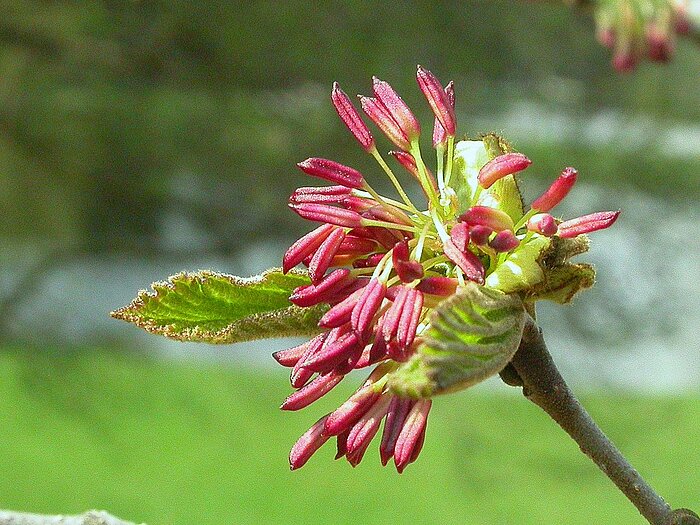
[[0, 0, 698, 256]]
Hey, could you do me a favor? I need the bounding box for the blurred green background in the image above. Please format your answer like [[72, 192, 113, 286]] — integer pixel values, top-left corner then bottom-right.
[[0, 1, 698, 524]]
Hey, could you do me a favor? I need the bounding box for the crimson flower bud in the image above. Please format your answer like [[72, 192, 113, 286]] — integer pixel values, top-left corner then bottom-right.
[[297, 157, 365, 189], [351, 278, 387, 340], [372, 77, 420, 141], [469, 225, 493, 246], [289, 269, 353, 307], [273, 340, 310, 368], [289, 415, 331, 470], [289, 185, 352, 205], [345, 396, 392, 461], [331, 82, 375, 151], [432, 81, 455, 148], [527, 213, 558, 237], [477, 153, 532, 189], [415, 276, 458, 296], [308, 227, 346, 283], [531, 167, 578, 212], [443, 238, 485, 284], [359, 96, 411, 151], [283, 223, 335, 273], [290, 202, 363, 228], [392, 241, 424, 283], [416, 65, 456, 137], [489, 230, 520, 253], [380, 397, 414, 466], [281, 371, 344, 411], [557, 211, 621, 238], [394, 399, 431, 473]]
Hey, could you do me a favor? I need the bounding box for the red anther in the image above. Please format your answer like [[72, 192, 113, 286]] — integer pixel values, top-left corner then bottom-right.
[[362, 204, 413, 226], [290, 202, 363, 228], [332, 82, 375, 152], [527, 213, 558, 237], [283, 223, 336, 273], [469, 225, 493, 246], [531, 167, 578, 212], [477, 153, 532, 189], [335, 236, 378, 256], [489, 230, 520, 253], [302, 329, 361, 373], [380, 397, 414, 466], [289, 268, 353, 307], [345, 395, 392, 457], [289, 185, 352, 205], [557, 211, 621, 238], [351, 278, 387, 339], [290, 333, 327, 388], [389, 150, 419, 180], [372, 76, 421, 142], [416, 65, 456, 137], [281, 371, 344, 411], [308, 227, 346, 283], [394, 399, 432, 473], [297, 157, 365, 189], [319, 287, 366, 329], [415, 276, 459, 296], [460, 206, 515, 232], [359, 96, 411, 151], [443, 239, 486, 284], [289, 415, 331, 470]]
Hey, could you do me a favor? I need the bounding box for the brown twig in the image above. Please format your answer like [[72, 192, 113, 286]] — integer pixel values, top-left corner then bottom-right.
[[505, 318, 699, 525]]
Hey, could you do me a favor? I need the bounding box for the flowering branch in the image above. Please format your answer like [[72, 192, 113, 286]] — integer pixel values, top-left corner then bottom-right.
[[507, 318, 699, 525], [0, 510, 142, 525]]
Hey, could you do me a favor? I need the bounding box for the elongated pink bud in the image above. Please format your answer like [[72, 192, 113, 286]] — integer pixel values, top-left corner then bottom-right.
[[273, 340, 310, 367], [380, 397, 414, 465], [290, 202, 363, 228], [396, 288, 423, 350], [432, 81, 455, 147], [489, 230, 520, 253], [443, 239, 485, 284], [372, 77, 420, 142], [290, 333, 327, 388], [417, 65, 456, 137], [283, 223, 336, 273], [477, 153, 532, 189], [297, 158, 365, 189], [415, 276, 458, 296], [359, 96, 411, 151], [394, 399, 431, 473], [351, 278, 387, 340], [527, 213, 558, 237], [460, 206, 515, 232], [308, 227, 346, 283], [332, 82, 374, 151], [346, 395, 392, 457], [469, 225, 493, 246], [381, 286, 408, 343], [342, 195, 375, 212], [557, 211, 620, 238], [324, 386, 381, 436], [336, 236, 378, 256], [531, 167, 578, 212], [289, 415, 331, 470], [319, 288, 366, 328], [392, 241, 424, 283], [302, 330, 361, 372], [281, 371, 344, 411], [289, 268, 353, 307], [289, 185, 352, 205], [612, 50, 637, 73], [646, 25, 673, 62], [363, 204, 413, 226]]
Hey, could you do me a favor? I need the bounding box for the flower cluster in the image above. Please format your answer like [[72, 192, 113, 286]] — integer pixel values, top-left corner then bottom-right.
[[595, 0, 693, 72], [278, 66, 619, 472]]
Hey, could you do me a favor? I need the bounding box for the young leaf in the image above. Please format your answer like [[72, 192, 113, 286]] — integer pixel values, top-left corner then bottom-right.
[[388, 283, 525, 397], [111, 269, 326, 344]]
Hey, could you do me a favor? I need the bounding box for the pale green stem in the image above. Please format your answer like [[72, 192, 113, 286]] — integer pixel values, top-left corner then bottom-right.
[[370, 147, 419, 213], [410, 140, 439, 210], [362, 219, 417, 233], [443, 135, 456, 187], [435, 144, 446, 194]]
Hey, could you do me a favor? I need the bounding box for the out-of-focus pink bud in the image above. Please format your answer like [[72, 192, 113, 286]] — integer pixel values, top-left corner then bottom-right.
[[273, 340, 310, 368], [477, 153, 532, 189], [308, 227, 346, 283], [460, 206, 515, 232], [392, 241, 424, 283], [415, 276, 458, 296], [297, 158, 366, 189], [372, 77, 421, 142], [489, 230, 520, 253], [281, 371, 344, 411], [527, 213, 558, 237], [283, 223, 336, 273], [380, 397, 414, 465], [674, 7, 691, 34], [557, 210, 621, 238], [443, 239, 485, 284], [351, 278, 387, 340], [289, 415, 331, 470], [289, 268, 353, 307], [612, 50, 638, 73], [597, 27, 616, 49], [646, 25, 674, 62], [346, 395, 392, 458], [332, 82, 375, 152], [531, 167, 578, 212], [432, 81, 455, 148], [469, 225, 493, 246], [359, 96, 411, 151], [290, 202, 363, 228], [394, 399, 431, 473], [416, 65, 456, 137]]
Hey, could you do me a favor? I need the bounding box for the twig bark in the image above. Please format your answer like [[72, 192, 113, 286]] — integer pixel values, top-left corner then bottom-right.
[[0, 510, 143, 525], [506, 318, 699, 525]]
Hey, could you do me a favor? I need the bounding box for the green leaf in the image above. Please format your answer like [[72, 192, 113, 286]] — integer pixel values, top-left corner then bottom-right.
[[111, 268, 326, 344], [485, 235, 551, 294], [388, 283, 525, 397]]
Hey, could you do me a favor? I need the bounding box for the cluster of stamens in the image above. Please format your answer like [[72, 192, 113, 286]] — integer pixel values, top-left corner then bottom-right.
[[277, 66, 619, 472]]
